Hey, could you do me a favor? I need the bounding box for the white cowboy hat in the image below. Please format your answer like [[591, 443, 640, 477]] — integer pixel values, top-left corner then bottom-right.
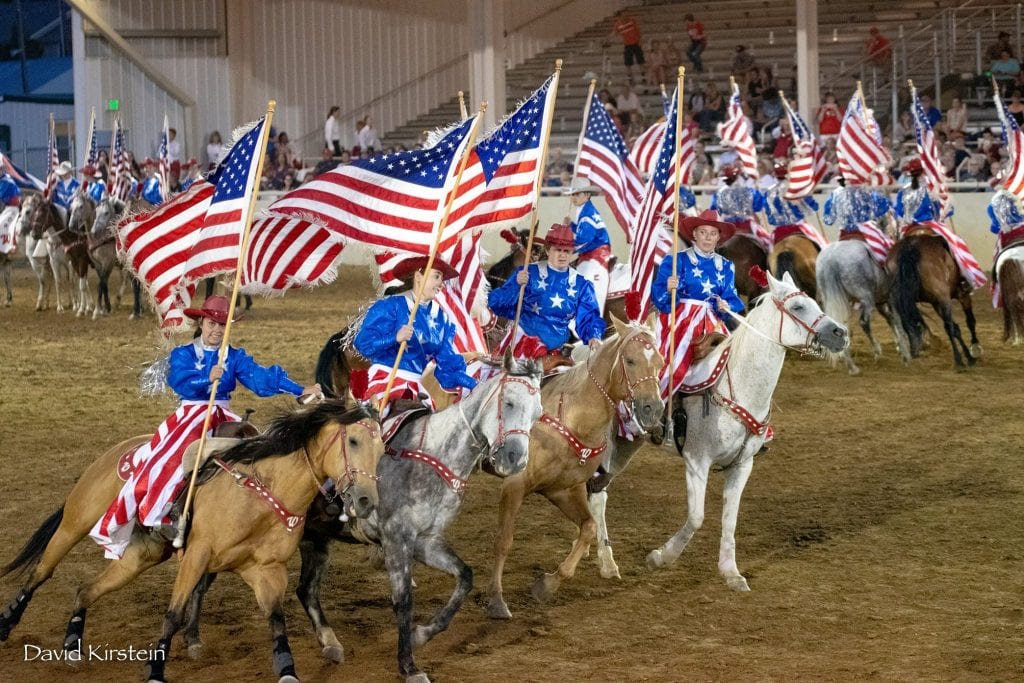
[[56, 161, 74, 176], [561, 178, 602, 196]]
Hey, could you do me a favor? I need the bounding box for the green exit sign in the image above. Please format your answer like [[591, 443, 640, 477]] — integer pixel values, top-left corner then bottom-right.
[[107, 99, 120, 111]]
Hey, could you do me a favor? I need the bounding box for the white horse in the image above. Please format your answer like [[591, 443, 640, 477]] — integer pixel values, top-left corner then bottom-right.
[[20, 192, 75, 312], [644, 271, 848, 591], [816, 239, 911, 374], [0, 204, 20, 306]]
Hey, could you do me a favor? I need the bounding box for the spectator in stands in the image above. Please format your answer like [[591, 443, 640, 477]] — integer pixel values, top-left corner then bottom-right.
[[951, 136, 971, 169], [96, 150, 110, 182], [617, 83, 643, 118], [1008, 90, 1024, 125], [894, 110, 915, 142], [986, 31, 1014, 62], [598, 88, 618, 116], [324, 106, 342, 156], [989, 160, 1004, 188], [166, 127, 182, 190], [645, 39, 667, 89], [625, 111, 647, 145], [992, 50, 1021, 97], [816, 92, 843, 143], [770, 117, 794, 160], [690, 141, 713, 184], [124, 151, 141, 179], [756, 88, 784, 137], [733, 45, 755, 81], [957, 154, 989, 183], [944, 96, 967, 140], [312, 147, 340, 178], [864, 27, 892, 67], [609, 9, 645, 86], [356, 116, 380, 155], [276, 131, 300, 169], [206, 131, 226, 170], [682, 110, 699, 139], [546, 147, 572, 183], [746, 68, 767, 111], [755, 156, 776, 190], [919, 94, 942, 128], [822, 138, 840, 182], [663, 40, 683, 73], [684, 13, 707, 73], [688, 83, 705, 117], [279, 170, 298, 192], [695, 80, 724, 132]]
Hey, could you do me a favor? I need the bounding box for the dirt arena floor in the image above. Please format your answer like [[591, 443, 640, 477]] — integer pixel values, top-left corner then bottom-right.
[[0, 262, 1022, 683]]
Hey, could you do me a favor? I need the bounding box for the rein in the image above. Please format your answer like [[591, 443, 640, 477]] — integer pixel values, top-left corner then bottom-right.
[[586, 329, 660, 409]]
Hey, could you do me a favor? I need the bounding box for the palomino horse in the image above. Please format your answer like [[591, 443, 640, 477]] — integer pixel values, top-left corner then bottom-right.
[[92, 196, 146, 319], [995, 245, 1024, 344], [486, 317, 664, 619], [644, 272, 848, 590], [719, 234, 769, 303], [769, 232, 819, 298], [888, 233, 980, 369], [139, 401, 382, 683], [816, 239, 910, 374]]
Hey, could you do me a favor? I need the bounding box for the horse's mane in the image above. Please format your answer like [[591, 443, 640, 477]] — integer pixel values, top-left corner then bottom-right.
[[542, 323, 649, 395], [206, 400, 376, 472]]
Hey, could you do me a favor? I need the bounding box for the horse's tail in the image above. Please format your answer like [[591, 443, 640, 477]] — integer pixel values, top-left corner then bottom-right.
[[815, 252, 852, 326], [0, 506, 64, 580], [314, 328, 350, 399], [890, 241, 925, 356], [999, 258, 1024, 343], [773, 250, 798, 287]]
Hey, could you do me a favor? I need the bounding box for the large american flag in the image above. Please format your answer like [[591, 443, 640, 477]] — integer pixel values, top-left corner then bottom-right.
[[781, 97, 826, 199], [44, 114, 59, 199], [110, 117, 133, 202], [626, 89, 691, 321], [717, 82, 758, 179], [995, 86, 1024, 202], [268, 115, 478, 253], [158, 114, 170, 199], [909, 85, 949, 204], [575, 91, 645, 239], [837, 90, 890, 185], [629, 120, 667, 178]]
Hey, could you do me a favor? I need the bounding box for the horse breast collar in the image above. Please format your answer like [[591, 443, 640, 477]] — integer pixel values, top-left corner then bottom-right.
[[211, 457, 305, 531], [540, 412, 607, 465], [385, 413, 468, 493]]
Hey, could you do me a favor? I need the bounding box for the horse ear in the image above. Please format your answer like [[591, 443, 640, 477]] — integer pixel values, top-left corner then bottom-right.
[[344, 390, 359, 410], [781, 271, 795, 286], [609, 313, 627, 337]]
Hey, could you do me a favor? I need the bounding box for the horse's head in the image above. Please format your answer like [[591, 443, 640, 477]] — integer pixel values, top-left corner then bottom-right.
[[93, 197, 124, 238], [595, 316, 665, 431], [68, 194, 95, 235], [20, 194, 47, 239], [473, 351, 543, 476], [18, 193, 40, 235], [322, 403, 383, 520], [766, 271, 848, 353]]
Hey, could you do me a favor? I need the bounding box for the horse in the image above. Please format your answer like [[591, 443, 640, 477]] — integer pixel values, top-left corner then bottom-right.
[[719, 234, 769, 303], [18, 192, 66, 311], [65, 194, 98, 317], [0, 202, 21, 306], [92, 196, 145, 319], [815, 239, 910, 374], [644, 271, 848, 591], [769, 232, 819, 298], [485, 317, 665, 619], [887, 233, 980, 369], [0, 408, 291, 649], [995, 245, 1024, 344]]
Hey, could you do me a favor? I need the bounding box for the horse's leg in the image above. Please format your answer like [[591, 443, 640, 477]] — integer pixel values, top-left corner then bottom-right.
[[130, 276, 142, 319], [532, 483, 598, 602], [647, 452, 711, 569], [858, 302, 882, 359], [878, 302, 912, 364], [144, 548, 210, 683], [48, 251, 65, 313], [409, 535, 472, 650], [718, 451, 756, 592], [487, 475, 529, 620], [239, 563, 298, 683], [958, 289, 982, 358], [296, 533, 345, 663], [2, 261, 11, 306], [933, 301, 970, 369], [182, 573, 217, 660], [64, 533, 169, 657], [587, 439, 642, 580], [381, 526, 428, 683]]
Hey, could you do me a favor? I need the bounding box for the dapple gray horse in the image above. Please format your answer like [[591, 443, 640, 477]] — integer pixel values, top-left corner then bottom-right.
[[816, 239, 911, 374]]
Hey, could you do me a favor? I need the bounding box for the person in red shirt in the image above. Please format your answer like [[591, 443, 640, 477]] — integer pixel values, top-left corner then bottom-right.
[[684, 13, 707, 73], [864, 27, 892, 66], [816, 91, 844, 142], [609, 10, 645, 86]]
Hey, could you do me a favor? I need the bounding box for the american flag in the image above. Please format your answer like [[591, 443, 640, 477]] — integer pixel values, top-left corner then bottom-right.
[[44, 114, 59, 199], [268, 115, 479, 253], [994, 86, 1024, 201], [717, 82, 758, 179], [909, 85, 949, 204], [837, 90, 891, 185], [781, 97, 826, 199], [629, 121, 667, 178], [626, 89, 692, 321], [84, 108, 98, 168], [158, 114, 170, 199], [0, 152, 44, 191], [239, 214, 346, 295], [576, 91, 645, 239], [178, 117, 270, 288], [110, 117, 133, 202], [116, 181, 213, 330]]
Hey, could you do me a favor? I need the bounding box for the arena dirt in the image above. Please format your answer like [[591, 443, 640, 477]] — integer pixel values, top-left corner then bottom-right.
[[0, 264, 1021, 682]]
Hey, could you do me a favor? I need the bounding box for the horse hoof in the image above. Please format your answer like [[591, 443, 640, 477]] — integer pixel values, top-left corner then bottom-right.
[[971, 344, 983, 358], [186, 642, 204, 660], [726, 575, 751, 592], [322, 644, 344, 663], [486, 598, 512, 620], [279, 676, 300, 683], [646, 549, 666, 570], [599, 563, 621, 580], [531, 573, 560, 602], [406, 673, 431, 683], [847, 366, 861, 376]]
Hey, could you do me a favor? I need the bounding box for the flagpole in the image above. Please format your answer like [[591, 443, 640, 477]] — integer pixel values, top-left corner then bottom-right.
[[109, 117, 119, 198], [569, 78, 598, 196], [172, 100, 278, 550], [376, 103, 487, 414], [44, 113, 55, 199], [83, 107, 95, 168], [458, 91, 468, 121], [512, 60, 563, 334], [665, 66, 685, 446]]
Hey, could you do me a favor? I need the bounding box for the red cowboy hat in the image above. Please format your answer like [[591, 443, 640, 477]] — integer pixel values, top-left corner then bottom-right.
[[183, 295, 242, 325], [80, 164, 97, 175], [183, 158, 199, 168], [720, 164, 740, 181], [903, 158, 924, 175], [539, 223, 575, 249], [391, 255, 459, 281], [143, 157, 156, 167], [678, 209, 737, 243], [773, 161, 789, 178]]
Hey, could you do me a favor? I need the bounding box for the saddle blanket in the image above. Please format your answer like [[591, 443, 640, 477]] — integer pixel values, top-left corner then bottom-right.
[[845, 222, 893, 264], [772, 221, 828, 251], [903, 221, 987, 290], [0, 206, 18, 255], [606, 261, 631, 300]]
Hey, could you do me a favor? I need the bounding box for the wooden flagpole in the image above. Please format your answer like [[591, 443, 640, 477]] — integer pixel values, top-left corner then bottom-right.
[[83, 106, 95, 169], [376, 103, 487, 414], [779, 88, 827, 234], [511, 60, 563, 334], [569, 78, 598, 196], [458, 91, 469, 121], [172, 100, 278, 550], [665, 66, 685, 445]]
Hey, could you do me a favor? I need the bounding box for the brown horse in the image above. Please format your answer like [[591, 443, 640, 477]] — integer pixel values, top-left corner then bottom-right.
[[888, 232, 980, 368], [31, 193, 93, 315], [996, 249, 1024, 344], [486, 317, 664, 619], [769, 234, 819, 298], [719, 234, 769, 303]]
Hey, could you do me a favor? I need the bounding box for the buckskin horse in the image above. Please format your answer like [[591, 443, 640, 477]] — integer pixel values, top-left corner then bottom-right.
[[644, 271, 848, 591], [485, 317, 664, 619], [888, 231, 980, 369]]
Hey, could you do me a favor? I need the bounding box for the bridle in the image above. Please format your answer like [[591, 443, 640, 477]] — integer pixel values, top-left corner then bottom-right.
[[305, 418, 381, 504], [460, 371, 541, 462], [725, 288, 827, 355], [587, 328, 660, 410]]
